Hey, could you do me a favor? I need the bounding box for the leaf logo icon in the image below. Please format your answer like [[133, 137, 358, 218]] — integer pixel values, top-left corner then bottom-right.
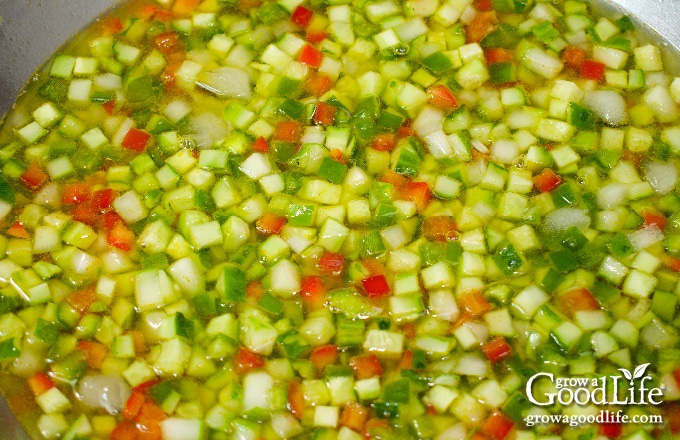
[[633, 363, 650, 380], [618, 368, 633, 382], [619, 363, 650, 385]]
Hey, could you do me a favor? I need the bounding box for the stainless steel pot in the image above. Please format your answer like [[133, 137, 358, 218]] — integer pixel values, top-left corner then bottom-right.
[[0, 0, 679, 438]]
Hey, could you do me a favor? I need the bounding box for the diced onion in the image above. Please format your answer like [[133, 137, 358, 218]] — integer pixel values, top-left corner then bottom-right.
[[77, 374, 131, 415], [196, 66, 252, 99], [187, 112, 230, 149], [644, 160, 678, 195], [627, 225, 664, 251], [543, 208, 591, 235], [597, 182, 628, 209], [583, 90, 629, 126]]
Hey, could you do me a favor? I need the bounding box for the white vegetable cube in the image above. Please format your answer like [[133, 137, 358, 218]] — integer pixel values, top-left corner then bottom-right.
[[621, 269, 658, 299], [634, 44, 663, 71], [423, 385, 459, 413], [472, 379, 508, 409], [363, 329, 404, 355], [512, 285, 549, 319], [267, 259, 301, 297], [420, 261, 455, 289], [428, 289, 459, 321], [67, 79, 92, 105], [36, 387, 72, 414], [239, 152, 273, 179], [33, 226, 61, 254], [259, 173, 285, 197], [113, 190, 148, 224], [631, 250, 662, 274], [598, 255, 629, 285], [243, 371, 275, 411], [354, 377, 381, 401], [174, 60, 203, 89], [32, 102, 62, 128], [484, 309, 516, 337], [314, 406, 339, 428], [160, 418, 204, 440]]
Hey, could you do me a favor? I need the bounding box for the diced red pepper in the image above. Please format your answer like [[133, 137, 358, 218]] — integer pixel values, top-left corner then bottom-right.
[[378, 169, 408, 191], [288, 380, 306, 419], [27, 371, 55, 397], [313, 101, 337, 126], [599, 422, 622, 438], [397, 120, 417, 139], [306, 30, 328, 44], [299, 44, 323, 69], [300, 275, 327, 309], [139, 4, 174, 21], [111, 420, 140, 440], [427, 84, 459, 110], [78, 340, 108, 369], [92, 188, 117, 212], [107, 222, 135, 252], [422, 215, 458, 242], [256, 212, 287, 235], [20, 162, 49, 191], [349, 354, 383, 379], [310, 344, 339, 372], [641, 208, 667, 230], [562, 45, 586, 70], [234, 347, 265, 375], [317, 251, 345, 276], [370, 132, 397, 151], [123, 390, 147, 420], [399, 181, 431, 212], [533, 168, 562, 193], [481, 411, 514, 440], [62, 183, 92, 205], [662, 254, 680, 272], [103, 211, 125, 229], [579, 59, 606, 81], [361, 274, 391, 298], [252, 136, 269, 153], [556, 287, 600, 317], [666, 402, 680, 434], [482, 336, 512, 363], [401, 323, 417, 341], [6, 221, 30, 239], [246, 280, 264, 301], [398, 349, 413, 370], [466, 11, 498, 43], [121, 127, 151, 152], [135, 399, 165, 439], [101, 17, 123, 36], [67, 286, 97, 314], [103, 99, 116, 115], [340, 402, 369, 432], [485, 47, 514, 64], [273, 120, 303, 143], [291, 5, 313, 28], [304, 72, 334, 96], [153, 31, 183, 56], [474, 0, 493, 11], [70, 200, 100, 226], [364, 418, 390, 439], [171, 0, 201, 15], [330, 148, 346, 165], [459, 291, 493, 318]]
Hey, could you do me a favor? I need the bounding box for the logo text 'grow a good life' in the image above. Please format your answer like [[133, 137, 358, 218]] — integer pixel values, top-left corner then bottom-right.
[[526, 363, 664, 407]]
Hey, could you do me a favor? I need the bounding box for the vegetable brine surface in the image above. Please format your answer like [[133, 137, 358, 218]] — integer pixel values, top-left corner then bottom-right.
[[2, 0, 680, 438]]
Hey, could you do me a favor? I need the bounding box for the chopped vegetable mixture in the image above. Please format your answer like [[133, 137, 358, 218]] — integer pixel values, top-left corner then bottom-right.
[[1, 0, 680, 438]]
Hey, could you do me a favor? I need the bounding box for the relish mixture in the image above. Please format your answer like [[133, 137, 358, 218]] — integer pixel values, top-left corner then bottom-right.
[[0, 0, 680, 438]]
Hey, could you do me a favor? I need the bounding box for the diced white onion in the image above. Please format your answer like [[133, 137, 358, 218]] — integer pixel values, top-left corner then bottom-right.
[[644, 160, 678, 195], [196, 66, 252, 99], [543, 208, 591, 235], [597, 182, 629, 209], [187, 112, 230, 149], [412, 105, 444, 137], [627, 225, 664, 251], [583, 90, 628, 126], [77, 375, 131, 415]]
